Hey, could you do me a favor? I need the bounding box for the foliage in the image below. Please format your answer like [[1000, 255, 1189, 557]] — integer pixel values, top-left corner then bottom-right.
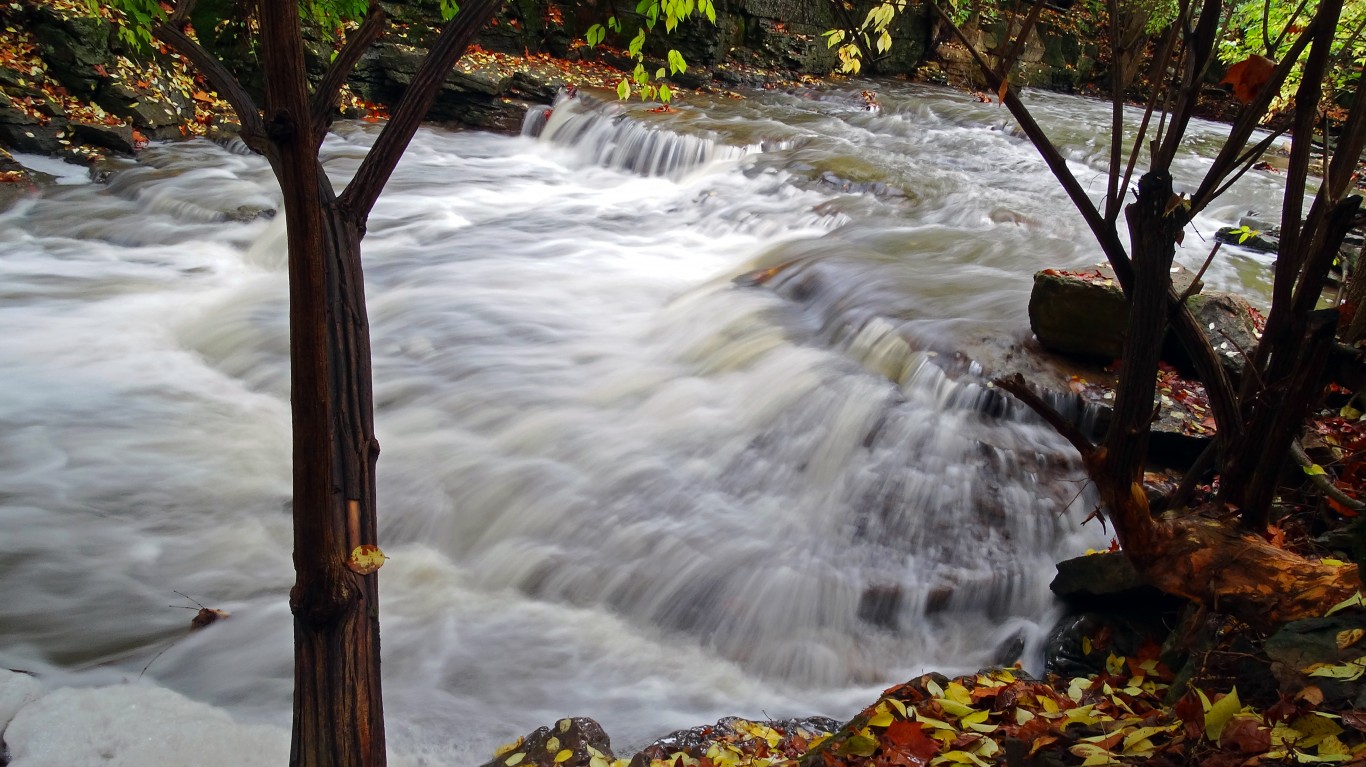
[[584, 0, 715, 105], [1220, 0, 1366, 108]]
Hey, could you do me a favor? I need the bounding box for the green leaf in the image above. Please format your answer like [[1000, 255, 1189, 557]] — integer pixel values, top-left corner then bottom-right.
[[667, 49, 687, 75], [616, 78, 631, 100], [628, 28, 647, 57], [586, 23, 605, 47], [1305, 463, 1329, 476], [1205, 687, 1242, 742], [608, 16, 620, 31], [658, 83, 672, 103]]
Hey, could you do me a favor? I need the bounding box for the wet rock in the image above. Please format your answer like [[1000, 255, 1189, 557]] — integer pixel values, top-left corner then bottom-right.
[[93, 81, 186, 133], [68, 120, 135, 155], [1185, 291, 1261, 382], [857, 584, 903, 629], [225, 205, 277, 223], [1264, 612, 1366, 708], [0, 121, 63, 155], [1029, 263, 1201, 362], [1215, 215, 1281, 254], [1045, 612, 1172, 679], [1029, 263, 1259, 384], [28, 4, 110, 96], [1050, 552, 1166, 607], [477, 717, 615, 767], [629, 717, 840, 767]]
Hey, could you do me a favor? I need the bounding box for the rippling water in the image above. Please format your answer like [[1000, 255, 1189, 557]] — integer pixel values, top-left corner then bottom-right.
[[0, 82, 1286, 765]]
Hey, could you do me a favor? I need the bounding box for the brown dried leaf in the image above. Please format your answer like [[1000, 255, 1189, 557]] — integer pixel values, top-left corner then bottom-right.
[[1220, 55, 1276, 104]]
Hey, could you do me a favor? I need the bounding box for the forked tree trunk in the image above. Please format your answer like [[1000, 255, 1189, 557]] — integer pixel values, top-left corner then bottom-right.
[[256, 2, 386, 765]]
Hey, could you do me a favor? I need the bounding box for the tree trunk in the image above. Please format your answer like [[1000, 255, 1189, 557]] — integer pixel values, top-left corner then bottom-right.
[[257, 2, 385, 765]]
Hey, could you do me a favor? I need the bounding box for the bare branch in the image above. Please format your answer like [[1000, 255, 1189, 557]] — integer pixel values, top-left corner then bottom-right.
[[995, 374, 1097, 460], [311, 3, 389, 146], [1202, 126, 1290, 205], [929, 1, 1129, 271], [1152, 0, 1223, 170], [340, 0, 504, 225], [995, 0, 1048, 81], [1292, 441, 1366, 512]]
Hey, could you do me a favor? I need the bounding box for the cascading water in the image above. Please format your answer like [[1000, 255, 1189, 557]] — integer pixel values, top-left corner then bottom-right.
[[0, 82, 1284, 766]]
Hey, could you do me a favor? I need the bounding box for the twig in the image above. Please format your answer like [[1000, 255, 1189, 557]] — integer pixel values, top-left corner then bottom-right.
[[1292, 440, 1365, 511]]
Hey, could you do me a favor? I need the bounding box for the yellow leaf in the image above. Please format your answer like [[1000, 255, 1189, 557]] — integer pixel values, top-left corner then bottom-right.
[[555, 750, 573, 763], [1327, 592, 1365, 616], [495, 738, 526, 758], [346, 544, 386, 575], [506, 754, 526, 767], [560, 719, 573, 733], [885, 697, 909, 718], [1337, 629, 1365, 650], [546, 737, 561, 753], [945, 682, 973, 706], [868, 708, 894, 727], [1294, 714, 1344, 748], [1305, 658, 1366, 681], [1082, 636, 1093, 655], [935, 698, 977, 718], [1205, 688, 1242, 742], [1068, 742, 1115, 767], [1064, 705, 1105, 727], [591, 758, 610, 767], [932, 749, 988, 766]]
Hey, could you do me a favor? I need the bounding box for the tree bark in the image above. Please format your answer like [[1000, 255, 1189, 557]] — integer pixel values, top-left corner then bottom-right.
[[255, 1, 384, 765]]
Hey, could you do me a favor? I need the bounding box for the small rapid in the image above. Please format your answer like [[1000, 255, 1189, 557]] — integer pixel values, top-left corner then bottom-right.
[[0, 82, 1285, 765]]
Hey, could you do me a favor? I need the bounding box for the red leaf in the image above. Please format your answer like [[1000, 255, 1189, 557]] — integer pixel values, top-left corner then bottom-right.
[[1220, 55, 1276, 104], [1174, 690, 1205, 740], [883, 721, 938, 765], [1219, 717, 1271, 753]]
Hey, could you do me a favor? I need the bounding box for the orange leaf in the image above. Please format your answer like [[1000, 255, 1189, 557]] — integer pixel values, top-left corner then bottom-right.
[[1220, 55, 1276, 104], [192, 90, 214, 103]]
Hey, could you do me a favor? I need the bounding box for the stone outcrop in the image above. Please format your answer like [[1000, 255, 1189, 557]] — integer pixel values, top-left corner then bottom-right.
[[1029, 263, 1262, 383], [477, 717, 616, 767]]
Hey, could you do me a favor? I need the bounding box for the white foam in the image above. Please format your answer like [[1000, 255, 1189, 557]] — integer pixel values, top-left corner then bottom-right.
[[3, 682, 289, 767], [7, 152, 92, 185]]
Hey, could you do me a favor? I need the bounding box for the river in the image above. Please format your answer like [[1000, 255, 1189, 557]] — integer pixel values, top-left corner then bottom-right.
[[0, 81, 1287, 765]]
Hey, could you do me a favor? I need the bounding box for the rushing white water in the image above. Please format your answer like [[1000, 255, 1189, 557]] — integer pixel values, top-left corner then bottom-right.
[[0, 82, 1284, 765]]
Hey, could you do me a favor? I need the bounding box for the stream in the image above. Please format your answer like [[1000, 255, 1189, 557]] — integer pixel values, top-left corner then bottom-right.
[[0, 81, 1288, 765]]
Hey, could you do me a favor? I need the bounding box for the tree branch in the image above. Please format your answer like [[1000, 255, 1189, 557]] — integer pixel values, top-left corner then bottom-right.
[[311, 3, 389, 147], [339, 0, 504, 226], [995, 374, 1098, 460], [1152, 0, 1222, 170], [929, 2, 1129, 272], [153, 9, 267, 154]]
